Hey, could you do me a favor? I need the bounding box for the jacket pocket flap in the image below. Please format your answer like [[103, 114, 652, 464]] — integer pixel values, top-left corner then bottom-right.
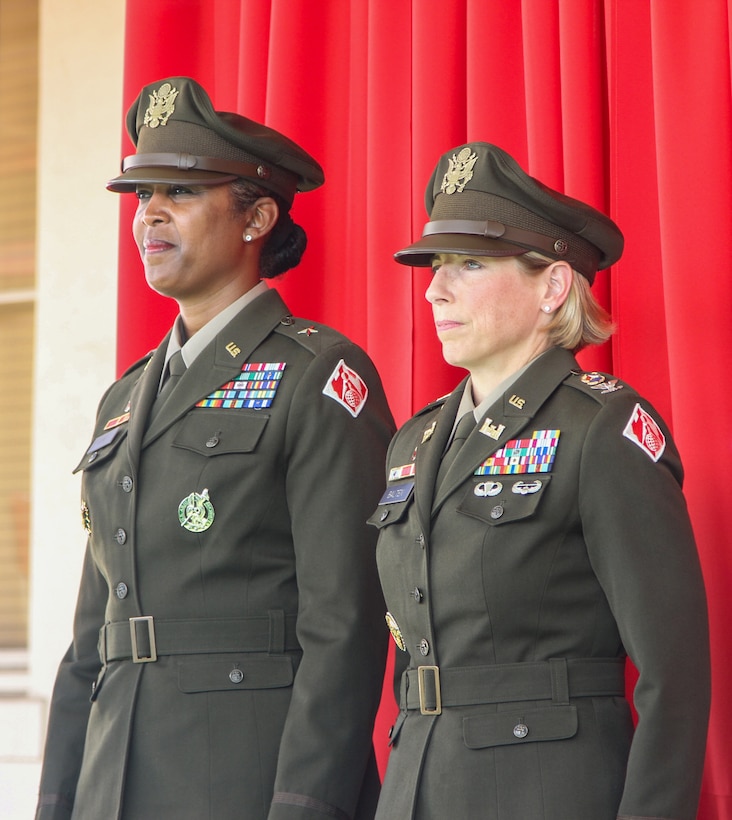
[[173, 411, 269, 456], [178, 655, 294, 693], [463, 704, 577, 749]]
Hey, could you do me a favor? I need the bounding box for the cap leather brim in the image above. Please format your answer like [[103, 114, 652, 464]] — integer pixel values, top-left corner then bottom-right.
[[393, 233, 527, 267], [106, 166, 237, 192]]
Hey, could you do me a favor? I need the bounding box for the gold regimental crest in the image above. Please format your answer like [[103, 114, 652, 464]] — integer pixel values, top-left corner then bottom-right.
[[441, 147, 478, 195], [178, 488, 215, 533], [144, 82, 179, 128], [385, 612, 406, 652]]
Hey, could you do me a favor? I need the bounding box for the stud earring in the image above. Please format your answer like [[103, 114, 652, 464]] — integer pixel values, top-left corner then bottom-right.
[[244, 233, 253, 243], [542, 305, 552, 313]]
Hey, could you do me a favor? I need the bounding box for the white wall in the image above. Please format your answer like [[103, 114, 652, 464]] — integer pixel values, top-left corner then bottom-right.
[[28, 0, 125, 698]]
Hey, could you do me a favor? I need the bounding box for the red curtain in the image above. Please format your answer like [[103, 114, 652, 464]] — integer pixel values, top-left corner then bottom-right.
[[116, 1, 732, 814]]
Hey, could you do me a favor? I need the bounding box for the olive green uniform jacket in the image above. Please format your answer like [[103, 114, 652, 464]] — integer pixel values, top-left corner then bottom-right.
[[370, 347, 710, 820], [36, 288, 395, 820]]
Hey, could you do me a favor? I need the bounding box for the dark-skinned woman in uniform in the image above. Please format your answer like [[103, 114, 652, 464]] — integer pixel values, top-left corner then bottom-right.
[[35, 77, 395, 820], [369, 142, 710, 820]]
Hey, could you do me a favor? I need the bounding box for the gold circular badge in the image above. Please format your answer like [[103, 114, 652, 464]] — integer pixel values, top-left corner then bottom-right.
[[178, 488, 215, 533], [385, 612, 406, 652]]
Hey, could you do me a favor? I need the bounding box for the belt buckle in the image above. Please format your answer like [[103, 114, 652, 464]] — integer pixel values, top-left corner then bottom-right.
[[417, 665, 442, 715], [129, 616, 157, 663]]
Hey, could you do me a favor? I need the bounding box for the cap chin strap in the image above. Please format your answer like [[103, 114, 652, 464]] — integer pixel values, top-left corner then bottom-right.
[[423, 219, 569, 260]]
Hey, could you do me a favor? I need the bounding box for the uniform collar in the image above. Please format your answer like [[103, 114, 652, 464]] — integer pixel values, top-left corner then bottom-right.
[[162, 281, 270, 378]]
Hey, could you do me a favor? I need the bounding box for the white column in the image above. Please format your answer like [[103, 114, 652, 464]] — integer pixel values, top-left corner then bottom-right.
[[28, 0, 125, 699]]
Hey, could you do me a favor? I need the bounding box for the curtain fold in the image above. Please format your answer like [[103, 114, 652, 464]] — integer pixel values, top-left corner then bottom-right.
[[116, 1, 731, 812]]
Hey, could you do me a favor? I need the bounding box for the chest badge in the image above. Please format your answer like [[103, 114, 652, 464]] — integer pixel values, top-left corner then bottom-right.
[[178, 488, 215, 532], [512, 480, 543, 495], [474, 481, 503, 497]]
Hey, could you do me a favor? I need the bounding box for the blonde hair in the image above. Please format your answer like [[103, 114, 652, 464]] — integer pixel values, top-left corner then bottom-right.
[[516, 251, 615, 352]]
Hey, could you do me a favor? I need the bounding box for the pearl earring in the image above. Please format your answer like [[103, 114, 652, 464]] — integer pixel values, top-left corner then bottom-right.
[[542, 305, 552, 313], [244, 233, 253, 243]]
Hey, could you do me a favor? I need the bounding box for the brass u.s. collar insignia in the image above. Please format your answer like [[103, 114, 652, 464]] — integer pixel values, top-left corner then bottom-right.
[[144, 82, 178, 128], [508, 394, 526, 410], [441, 147, 478, 195]]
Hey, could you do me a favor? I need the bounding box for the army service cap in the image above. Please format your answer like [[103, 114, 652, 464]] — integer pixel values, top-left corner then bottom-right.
[[394, 142, 623, 282], [107, 77, 324, 205]]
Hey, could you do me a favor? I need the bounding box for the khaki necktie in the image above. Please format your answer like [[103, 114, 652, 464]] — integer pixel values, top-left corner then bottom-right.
[[150, 350, 186, 422], [436, 411, 476, 489]]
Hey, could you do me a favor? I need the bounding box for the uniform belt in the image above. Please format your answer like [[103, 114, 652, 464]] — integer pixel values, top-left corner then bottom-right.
[[99, 611, 300, 664], [403, 658, 626, 715]]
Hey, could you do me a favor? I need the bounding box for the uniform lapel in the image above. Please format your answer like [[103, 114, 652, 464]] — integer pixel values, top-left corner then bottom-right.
[[431, 348, 578, 515], [142, 289, 291, 447], [414, 383, 464, 530], [125, 340, 168, 473]]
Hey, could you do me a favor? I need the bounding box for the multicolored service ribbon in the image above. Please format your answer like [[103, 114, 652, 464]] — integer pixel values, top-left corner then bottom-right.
[[196, 362, 286, 410], [474, 430, 560, 475]]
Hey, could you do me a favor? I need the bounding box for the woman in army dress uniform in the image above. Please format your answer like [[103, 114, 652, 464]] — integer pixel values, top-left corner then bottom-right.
[[35, 77, 394, 820], [370, 142, 710, 820]]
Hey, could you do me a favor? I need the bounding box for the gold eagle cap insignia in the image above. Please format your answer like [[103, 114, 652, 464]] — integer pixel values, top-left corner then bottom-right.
[[144, 82, 179, 128], [441, 147, 478, 195]]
